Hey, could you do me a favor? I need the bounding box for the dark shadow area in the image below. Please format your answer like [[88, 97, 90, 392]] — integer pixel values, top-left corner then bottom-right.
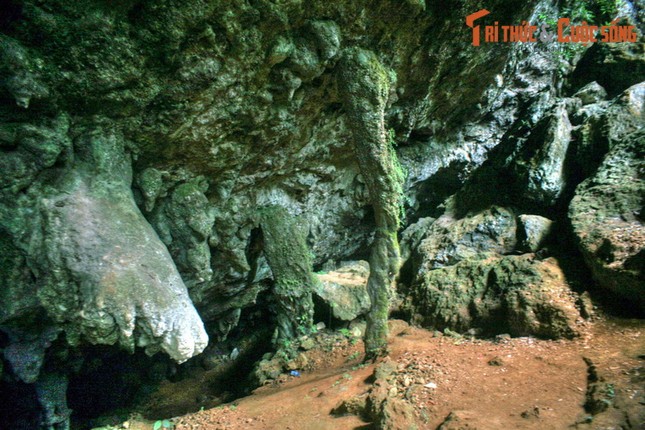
[[0, 0, 22, 33], [449, 116, 532, 219], [407, 159, 470, 222], [320, 205, 375, 270], [395, 253, 415, 295], [550, 217, 643, 318], [208, 326, 273, 398], [67, 347, 171, 428], [245, 227, 265, 283], [0, 378, 40, 430], [312, 294, 348, 331], [66, 317, 274, 429], [352, 424, 378, 430], [567, 42, 645, 98]]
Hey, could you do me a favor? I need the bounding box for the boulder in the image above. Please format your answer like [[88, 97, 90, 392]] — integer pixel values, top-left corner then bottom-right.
[[518, 214, 553, 252], [407, 255, 581, 339], [569, 85, 644, 313], [399, 216, 435, 262], [314, 261, 371, 321], [413, 206, 517, 271], [366, 359, 419, 430]]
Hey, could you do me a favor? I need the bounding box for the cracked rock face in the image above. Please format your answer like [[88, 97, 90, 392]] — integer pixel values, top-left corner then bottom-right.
[[569, 83, 645, 313], [0, 0, 643, 427]]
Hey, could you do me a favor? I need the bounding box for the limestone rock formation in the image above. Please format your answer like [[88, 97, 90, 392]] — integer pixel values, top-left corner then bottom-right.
[[1, 126, 208, 365], [569, 83, 645, 313], [0, 0, 642, 427], [407, 254, 581, 339], [315, 261, 371, 322], [259, 205, 315, 347]]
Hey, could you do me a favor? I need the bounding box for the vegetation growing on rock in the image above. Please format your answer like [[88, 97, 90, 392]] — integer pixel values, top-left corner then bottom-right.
[[259, 205, 316, 352], [338, 47, 404, 359], [0, 0, 642, 428]]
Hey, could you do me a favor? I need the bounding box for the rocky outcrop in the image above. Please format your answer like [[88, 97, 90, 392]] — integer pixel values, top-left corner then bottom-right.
[[401, 19, 645, 336], [407, 254, 581, 339], [147, 176, 216, 296], [315, 261, 371, 322], [1, 126, 208, 365], [0, 0, 642, 427], [0, 122, 208, 429], [569, 83, 645, 313], [401, 204, 581, 339]]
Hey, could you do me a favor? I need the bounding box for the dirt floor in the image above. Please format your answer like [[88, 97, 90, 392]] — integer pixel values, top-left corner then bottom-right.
[[117, 313, 643, 430]]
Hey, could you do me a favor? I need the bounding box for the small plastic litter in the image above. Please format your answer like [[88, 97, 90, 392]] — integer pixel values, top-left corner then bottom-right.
[[424, 382, 437, 389], [290, 370, 301, 377]]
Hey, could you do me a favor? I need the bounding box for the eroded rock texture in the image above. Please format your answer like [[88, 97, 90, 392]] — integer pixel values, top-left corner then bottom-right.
[[0, 0, 643, 427], [1, 125, 208, 363], [569, 83, 645, 313]]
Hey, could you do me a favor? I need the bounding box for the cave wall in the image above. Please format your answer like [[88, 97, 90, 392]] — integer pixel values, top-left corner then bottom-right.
[[0, 0, 531, 353], [0, 0, 643, 427]]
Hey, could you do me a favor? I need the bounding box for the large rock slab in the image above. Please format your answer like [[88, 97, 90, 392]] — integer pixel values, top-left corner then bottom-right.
[[314, 261, 370, 321], [569, 83, 645, 314], [407, 255, 581, 339], [413, 206, 518, 271]]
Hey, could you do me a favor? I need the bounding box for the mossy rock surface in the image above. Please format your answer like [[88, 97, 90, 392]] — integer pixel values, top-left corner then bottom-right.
[[408, 254, 581, 339], [569, 84, 645, 314]]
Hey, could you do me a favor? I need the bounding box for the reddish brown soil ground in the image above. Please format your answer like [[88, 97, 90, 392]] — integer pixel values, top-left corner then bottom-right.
[[148, 316, 645, 430]]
